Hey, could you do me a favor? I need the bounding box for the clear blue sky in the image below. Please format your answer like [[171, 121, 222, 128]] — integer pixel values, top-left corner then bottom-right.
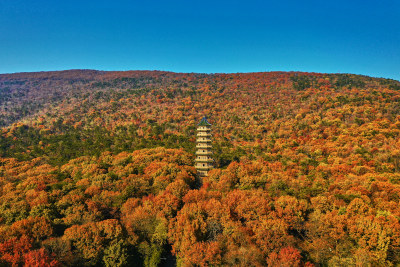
[[1, 0, 399, 80]]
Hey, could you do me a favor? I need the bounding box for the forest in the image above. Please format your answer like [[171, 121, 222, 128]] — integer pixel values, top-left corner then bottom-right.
[[0, 70, 400, 266]]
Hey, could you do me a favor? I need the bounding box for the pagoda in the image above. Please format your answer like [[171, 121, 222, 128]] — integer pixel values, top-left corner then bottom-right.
[[195, 117, 213, 176]]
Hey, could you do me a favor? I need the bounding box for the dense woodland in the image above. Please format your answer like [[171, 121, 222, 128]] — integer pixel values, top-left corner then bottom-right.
[[0, 70, 400, 266]]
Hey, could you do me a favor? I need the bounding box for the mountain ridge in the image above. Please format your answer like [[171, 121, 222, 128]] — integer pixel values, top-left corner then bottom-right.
[[1, 69, 399, 82], [1, 70, 399, 129]]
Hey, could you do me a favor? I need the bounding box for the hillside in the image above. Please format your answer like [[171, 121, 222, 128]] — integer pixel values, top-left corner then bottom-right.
[[0, 70, 400, 266]]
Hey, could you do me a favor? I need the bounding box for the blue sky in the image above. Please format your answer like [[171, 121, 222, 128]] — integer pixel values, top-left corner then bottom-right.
[[0, 0, 399, 80]]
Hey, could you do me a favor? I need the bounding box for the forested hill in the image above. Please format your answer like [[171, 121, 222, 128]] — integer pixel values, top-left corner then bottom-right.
[[1, 70, 400, 266], [1, 70, 399, 166]]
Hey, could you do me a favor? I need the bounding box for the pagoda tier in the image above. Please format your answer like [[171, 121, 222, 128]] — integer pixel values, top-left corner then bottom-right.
[[196, 150, 213, 156], [197, 132, 212, 137], [196, 138, 212, 143], [196, 144, 212, 149], [197, 127, 211, 132], [195, 165, 212, 171]]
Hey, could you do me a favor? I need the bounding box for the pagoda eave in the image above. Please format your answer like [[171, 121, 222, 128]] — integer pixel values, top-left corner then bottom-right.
[[195, 159, 214, 163], [195, 166, 213, 170]]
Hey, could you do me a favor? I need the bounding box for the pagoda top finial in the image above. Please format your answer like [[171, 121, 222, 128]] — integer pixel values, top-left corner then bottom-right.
[[198, 116, 211, 126]]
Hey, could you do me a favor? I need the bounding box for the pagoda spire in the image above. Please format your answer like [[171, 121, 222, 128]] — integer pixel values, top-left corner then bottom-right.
[[195, 117, 213, 176]]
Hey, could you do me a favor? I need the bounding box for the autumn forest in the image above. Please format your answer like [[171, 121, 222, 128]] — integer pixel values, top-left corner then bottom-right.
[[1, 70, 400, 266]]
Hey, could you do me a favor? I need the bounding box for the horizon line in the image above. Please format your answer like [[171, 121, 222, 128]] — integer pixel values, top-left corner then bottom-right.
[[0, 68, 399, 82]]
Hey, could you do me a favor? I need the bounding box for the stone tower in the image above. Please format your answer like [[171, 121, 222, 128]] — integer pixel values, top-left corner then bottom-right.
[[195, 117, 213, 176]]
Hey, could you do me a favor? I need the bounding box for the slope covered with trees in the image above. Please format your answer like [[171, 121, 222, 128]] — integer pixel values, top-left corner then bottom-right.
[[0, 70, 400, 266]]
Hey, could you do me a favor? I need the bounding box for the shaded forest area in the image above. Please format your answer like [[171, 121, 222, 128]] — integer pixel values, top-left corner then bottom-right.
[[0, 70, 400, 266]]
